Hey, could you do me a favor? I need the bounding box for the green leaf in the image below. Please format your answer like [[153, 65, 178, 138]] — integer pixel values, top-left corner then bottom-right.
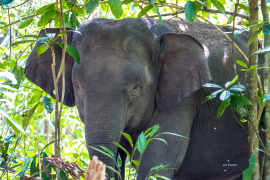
[[38, 37, 50, 43], [106, 165, 121, 177], [116, 153, 122, 168], [89, 146, 114, 159], [36, 44, 50, 57], [70, 11, 77, 29], [0, 84, 18, 92], [0, 110, 24, 134], [30, 155, 38, 177], [220, 90, 230, 101], [229, 84, 245, 91], [60, 170, 67, 180], [236, 60, 248, 68], [7, 5, 22, 22], [231, 95, 250, 117], [122, 0, 133, 4], [42, 96, 53, 114], [121, 132, 133, 147], [22, 102, 39, 129], [217, 100, 230, 118], [131, 160, 140, 167], [10, 40, 36, 47], [203, 83, 222, 88], [225, 75, 238, 88], [86, 0, 99, 14], [243, 154, 256, 180], [247, 29, 260, 47], [100, 146, 114, 157], [250, 65, 256, 70], [239, 118, 247, 123], [41, 141, 54, 153], [18, 17, 33, 29], [37, 10, 58, 27], [137, 5, 153, 18], [185, 1, 196, 24], [20, 158, 31, 178], [36, 3, 56, 14], [42, 152, 52, 180], [263, 93, 270, 103], [108, 0, 123, 19], [114, 142, 131, 158], [211, 0, 230, 22], [56, 42, 80, 64], [138, 132, 146, 154], [202, 89, 224, 103], [149, 125, 159, 137]]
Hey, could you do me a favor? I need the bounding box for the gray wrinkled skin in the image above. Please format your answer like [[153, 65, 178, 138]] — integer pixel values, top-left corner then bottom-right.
[[25, 19, 258, 179]]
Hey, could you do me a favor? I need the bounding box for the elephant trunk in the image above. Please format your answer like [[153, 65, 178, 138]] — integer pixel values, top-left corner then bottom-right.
[[85, 110, 125, 178]]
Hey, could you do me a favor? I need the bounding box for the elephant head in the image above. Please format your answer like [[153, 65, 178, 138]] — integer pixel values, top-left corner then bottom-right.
[[25, 19, 211, 177]]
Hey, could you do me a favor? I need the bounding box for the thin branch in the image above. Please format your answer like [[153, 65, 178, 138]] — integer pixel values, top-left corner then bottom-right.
[[3, 83, 43, 92], [0, 14, 38, 29]]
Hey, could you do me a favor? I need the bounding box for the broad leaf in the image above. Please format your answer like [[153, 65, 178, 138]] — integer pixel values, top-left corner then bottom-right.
[[18, 17, 33, 29], [236, 60, 248, 68], [253, 45, 270, 54], [217, 100, 230, 118], [138, 132, 146, 154], [20, 158, 31, 178], [263, 93, 270, 103], [229, 84, 245, 91], [203, 83, 222, 88], [137, 5, 153, 18], [185, 1, 196, 24], [30, 155, 38, 177], [42, 96, 53, 114], [36, 44, 50, 57], [108, 0, 123, 19], [42, 152, 52, 180], [149, 125, 159, 137], [220, 90, 230, 101], [86, 0, 99, 14], [0, 110, 24, 134], [60, 170, 67, 180], [132, 160, 140, 167], [37, 10, 58, 27], [0, 84, 18, 92], [38, 37, 50, 43], [243, 154, 256, 180], [56, 43, 80, 64], [202, 89, 224, 103], [36, 3, 56, 14]]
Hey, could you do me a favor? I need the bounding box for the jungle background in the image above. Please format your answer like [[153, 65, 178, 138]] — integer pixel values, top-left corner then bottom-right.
[[0, 0, 270, 179]]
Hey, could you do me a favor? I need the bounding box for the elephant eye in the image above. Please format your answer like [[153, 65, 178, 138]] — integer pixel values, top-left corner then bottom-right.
[[76, 85, 79, 89], [131, 84, 140, 96]]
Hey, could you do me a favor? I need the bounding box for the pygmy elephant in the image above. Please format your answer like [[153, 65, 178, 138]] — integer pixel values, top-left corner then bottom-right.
[[25, 18, 252, 179]]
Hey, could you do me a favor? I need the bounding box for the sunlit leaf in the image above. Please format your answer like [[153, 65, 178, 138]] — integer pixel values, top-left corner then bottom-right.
[[211, 0, 230, 22], [36, 3, 56, 14], [253, 45, 270, 54], [137, 5, 153, 18], [114, 142, 131, 158], [0, 110, 24, 134], [117, 153, 122, 168], [149, 125, 159, 137], [236, 60, 248, 68], [20, 158, 31, 178], [263, 93, 270, 103], [202, 89, 224, 103], [10, 40, 36, 47], [18, 17, 33, 29], [108, 0, 123, 19], [37, 10, 58, 27], [220, 90, 230, 101], [203, 83, 222, 88], [225, 75, 238, 88]]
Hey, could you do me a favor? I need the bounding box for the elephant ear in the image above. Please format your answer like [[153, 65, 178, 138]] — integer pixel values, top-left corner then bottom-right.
[[156, 33, 211, 111], [25, 28, 75, 107]]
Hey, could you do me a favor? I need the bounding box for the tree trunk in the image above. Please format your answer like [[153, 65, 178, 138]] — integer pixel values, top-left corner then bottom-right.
[[249, 0, 260, 179], [261, 0, 270, 179]]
